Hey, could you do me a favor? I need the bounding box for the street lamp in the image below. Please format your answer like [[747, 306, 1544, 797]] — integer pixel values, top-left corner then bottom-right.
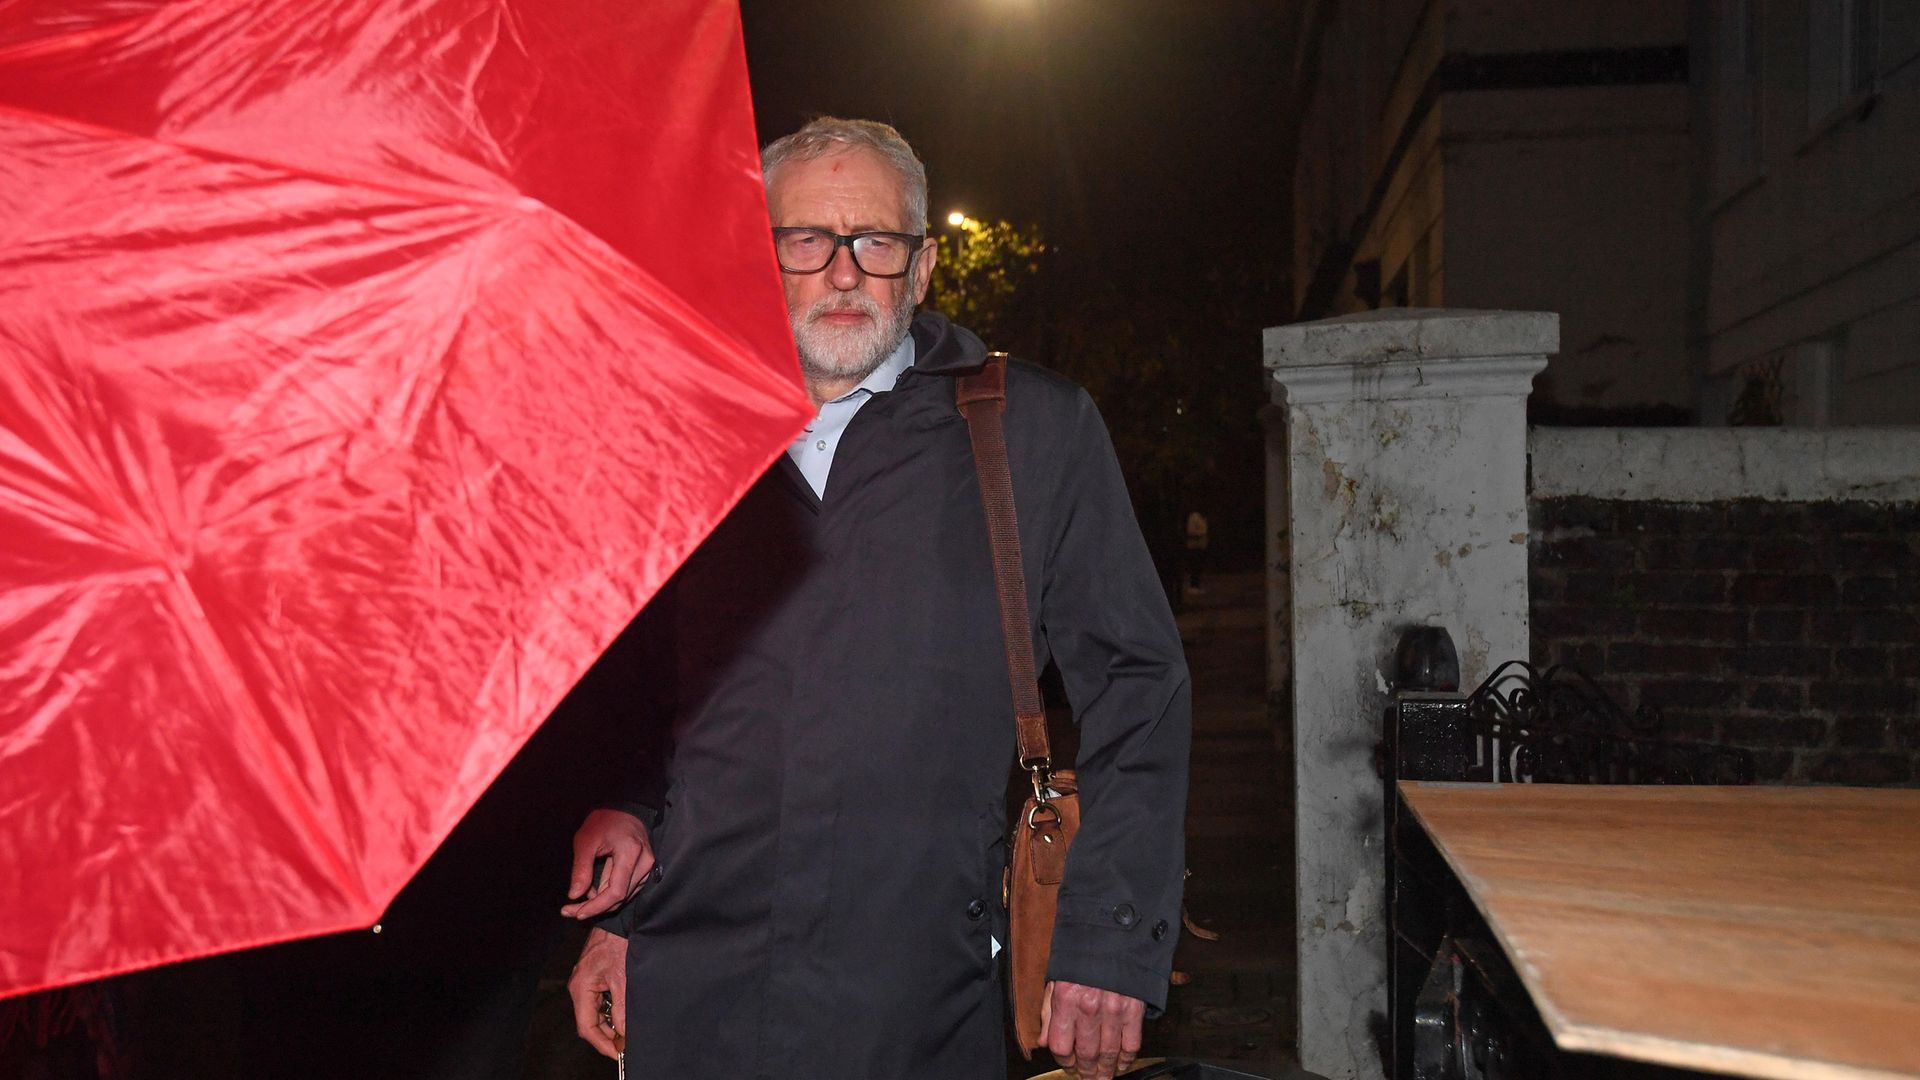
[[947, 210, 967, 228]]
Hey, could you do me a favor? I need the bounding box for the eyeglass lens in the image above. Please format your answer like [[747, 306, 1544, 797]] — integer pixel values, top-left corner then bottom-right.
[[775, 230, 914, 276]]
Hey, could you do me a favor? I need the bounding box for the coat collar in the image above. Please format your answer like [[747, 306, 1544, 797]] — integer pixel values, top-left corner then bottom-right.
[[907, 310, 989, 376], [841, 310, 984, 434]]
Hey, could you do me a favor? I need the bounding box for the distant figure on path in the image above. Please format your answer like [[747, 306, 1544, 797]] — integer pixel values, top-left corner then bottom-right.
[[1185, 509, 1210, 592]]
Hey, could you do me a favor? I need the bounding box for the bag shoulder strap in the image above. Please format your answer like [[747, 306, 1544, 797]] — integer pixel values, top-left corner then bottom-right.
[[955, 352, 1050, 776]]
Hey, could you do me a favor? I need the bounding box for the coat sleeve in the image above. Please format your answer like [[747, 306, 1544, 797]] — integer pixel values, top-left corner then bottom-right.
[[582, 582, 678, 938], [1036, 387, 1191, 1013]]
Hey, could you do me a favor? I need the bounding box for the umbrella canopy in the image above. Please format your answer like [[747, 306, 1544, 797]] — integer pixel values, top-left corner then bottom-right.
[[0, 0, 810, 998]]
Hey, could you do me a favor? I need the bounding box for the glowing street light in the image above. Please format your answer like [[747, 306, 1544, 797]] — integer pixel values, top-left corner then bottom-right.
[[947, 210, 968, 227]]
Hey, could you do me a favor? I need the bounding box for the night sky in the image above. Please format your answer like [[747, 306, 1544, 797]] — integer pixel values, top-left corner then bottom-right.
[[739, 0, 1293, 318]]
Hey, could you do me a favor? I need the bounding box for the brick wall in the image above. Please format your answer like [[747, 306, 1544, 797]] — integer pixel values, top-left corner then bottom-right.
[[1529, 496, 1920, 785]]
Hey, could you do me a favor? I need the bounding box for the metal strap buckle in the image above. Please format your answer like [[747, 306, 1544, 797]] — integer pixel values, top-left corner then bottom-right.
[[1026, 800, 1062, 832], [1028, 761, 1052, 803]]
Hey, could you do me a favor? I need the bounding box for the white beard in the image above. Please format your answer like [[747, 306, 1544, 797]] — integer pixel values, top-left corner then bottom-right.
[[791, 287, 916, 385]]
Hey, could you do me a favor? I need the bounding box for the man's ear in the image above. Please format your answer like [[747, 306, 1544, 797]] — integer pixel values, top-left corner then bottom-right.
[[910, 237, 936, 306]]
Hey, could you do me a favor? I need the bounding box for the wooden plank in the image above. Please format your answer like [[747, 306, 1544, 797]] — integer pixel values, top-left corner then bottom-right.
[[1399, 783, 1920, 1080]]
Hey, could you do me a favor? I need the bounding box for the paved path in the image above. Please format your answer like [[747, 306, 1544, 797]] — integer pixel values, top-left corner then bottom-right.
[[1124, 571, 1302, 1079]]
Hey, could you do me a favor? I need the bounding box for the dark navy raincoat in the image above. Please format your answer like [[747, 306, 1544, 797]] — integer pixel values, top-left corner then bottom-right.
[[601, 311, 1191, 1079]]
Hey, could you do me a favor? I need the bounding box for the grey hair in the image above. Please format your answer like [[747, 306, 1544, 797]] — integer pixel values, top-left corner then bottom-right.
[[761, 117, 929, 233]]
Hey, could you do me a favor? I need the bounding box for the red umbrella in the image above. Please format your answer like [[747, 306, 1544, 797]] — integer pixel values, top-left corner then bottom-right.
[[0, 0, 809, 998]]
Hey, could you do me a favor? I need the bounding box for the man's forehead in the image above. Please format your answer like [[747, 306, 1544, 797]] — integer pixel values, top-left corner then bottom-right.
[[768, 149, 908, 215], [781, 144, 886, 174]]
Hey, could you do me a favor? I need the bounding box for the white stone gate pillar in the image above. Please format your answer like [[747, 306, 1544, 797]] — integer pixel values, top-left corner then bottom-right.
[[1263, 309, 1555, 1080]]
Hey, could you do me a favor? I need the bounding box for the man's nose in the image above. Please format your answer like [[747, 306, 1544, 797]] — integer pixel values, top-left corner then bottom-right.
[[824, 243, 864, 290]]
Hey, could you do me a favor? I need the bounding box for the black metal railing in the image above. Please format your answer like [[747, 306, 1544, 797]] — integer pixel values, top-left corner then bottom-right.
[[1465, 661, 1755, 786], [1387, 662, 1756, 1080]]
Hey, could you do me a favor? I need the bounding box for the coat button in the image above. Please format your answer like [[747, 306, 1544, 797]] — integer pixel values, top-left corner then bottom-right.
[[966, 898, 987, 921], [1113, 903, 1137, 928], [1152, 919, 1168, 941]]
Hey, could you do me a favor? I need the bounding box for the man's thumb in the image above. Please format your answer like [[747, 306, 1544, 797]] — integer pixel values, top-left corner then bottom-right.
[[566, 849, 597, 899]]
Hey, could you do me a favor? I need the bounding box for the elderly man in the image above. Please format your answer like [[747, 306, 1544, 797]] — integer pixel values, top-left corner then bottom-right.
[[562, 118, 1189, 1080]]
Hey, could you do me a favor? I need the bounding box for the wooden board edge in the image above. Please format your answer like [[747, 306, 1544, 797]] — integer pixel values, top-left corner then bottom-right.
[[1396, 781, 1582, 1040], [1553, 1023, 1920, 1080]]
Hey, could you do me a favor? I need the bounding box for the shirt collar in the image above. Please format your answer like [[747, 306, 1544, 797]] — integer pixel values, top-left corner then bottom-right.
[[826, 334, 915, 405]]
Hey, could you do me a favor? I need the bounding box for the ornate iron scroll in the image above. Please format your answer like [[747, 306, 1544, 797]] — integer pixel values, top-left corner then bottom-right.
[[1465, 661, 1754, 786]]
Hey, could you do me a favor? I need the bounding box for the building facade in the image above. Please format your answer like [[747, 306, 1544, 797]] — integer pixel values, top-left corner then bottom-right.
[[1288, 0, 1920, 424], [1700, 0, 1920, 424]]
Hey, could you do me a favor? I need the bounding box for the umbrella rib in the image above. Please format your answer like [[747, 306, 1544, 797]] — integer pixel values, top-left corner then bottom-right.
[[534, 217, 807, 419], [0, 10, 160, 65], [155, 564, 370, 911], [0, 100, 536, 219]]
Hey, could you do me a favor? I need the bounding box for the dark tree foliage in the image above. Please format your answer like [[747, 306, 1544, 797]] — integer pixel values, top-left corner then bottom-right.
[[927, 216, 1048, 353], [926, 217, 1275, 570]]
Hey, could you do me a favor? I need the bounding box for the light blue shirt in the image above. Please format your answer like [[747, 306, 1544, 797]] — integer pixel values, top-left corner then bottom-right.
[[786, 335, 915, 498]]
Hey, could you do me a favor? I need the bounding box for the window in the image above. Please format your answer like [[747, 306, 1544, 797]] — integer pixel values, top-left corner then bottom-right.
[[1712, 0, 1762, 188], [1808, 0, 1880, 125], [1885, 4, 1920, 78], [1848, 0, 1879, 93]]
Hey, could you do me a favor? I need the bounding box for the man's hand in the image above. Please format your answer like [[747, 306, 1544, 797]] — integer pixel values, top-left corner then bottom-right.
[[1040, 979, 1147, 1080], [561, 808, 655, 919], [568, 926, 629, 1059]]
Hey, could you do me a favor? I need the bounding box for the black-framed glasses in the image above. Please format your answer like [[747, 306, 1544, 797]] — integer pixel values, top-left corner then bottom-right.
[[772, 228, 925, 278]]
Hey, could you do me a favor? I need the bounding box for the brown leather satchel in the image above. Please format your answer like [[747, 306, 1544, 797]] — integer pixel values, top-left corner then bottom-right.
[[955, 351, 1076, 1059]]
